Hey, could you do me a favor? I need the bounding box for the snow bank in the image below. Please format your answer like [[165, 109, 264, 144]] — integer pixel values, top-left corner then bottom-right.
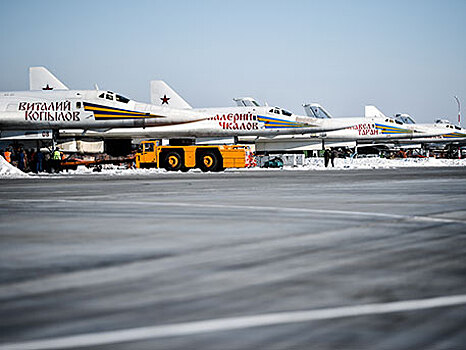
[[66, 165, 167, 176], [300, 157, 466, 170], [31, 164, 171, 177], [0, 156, 29, 179]]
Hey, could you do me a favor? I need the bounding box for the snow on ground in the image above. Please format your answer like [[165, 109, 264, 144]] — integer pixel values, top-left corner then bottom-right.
[[0, 156, 29, 179], [244, 157, 466, 171], [300, 157, 466, 170], [1, 156, 465, 179], [32, 165, 169, 178]]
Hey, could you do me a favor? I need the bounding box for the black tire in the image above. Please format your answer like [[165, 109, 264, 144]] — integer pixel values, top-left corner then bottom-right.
[[164, 151, 183, 171], [199, 151, 219, 172]]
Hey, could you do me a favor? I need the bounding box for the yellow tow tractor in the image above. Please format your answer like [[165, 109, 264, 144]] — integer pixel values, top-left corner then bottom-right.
[[135, 140, 249, 172]]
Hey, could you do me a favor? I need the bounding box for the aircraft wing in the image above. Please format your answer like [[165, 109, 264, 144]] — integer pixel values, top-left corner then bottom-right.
[[59, 117, 355, 139], [354, 130, 452, 141], [393, 133, 466, 144], [252, 118, 355, 136], [319, 130, 456, 143]]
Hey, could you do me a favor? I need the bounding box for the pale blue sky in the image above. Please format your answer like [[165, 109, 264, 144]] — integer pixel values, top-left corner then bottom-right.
[[0, 0, 465, 122]]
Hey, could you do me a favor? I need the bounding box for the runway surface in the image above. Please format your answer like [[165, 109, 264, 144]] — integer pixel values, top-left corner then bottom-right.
[[1, 167, 466, 349]]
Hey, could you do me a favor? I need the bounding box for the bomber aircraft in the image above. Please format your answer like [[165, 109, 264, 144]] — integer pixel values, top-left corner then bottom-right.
[[59, 81, 355, 140], [304, 104, 450, 141], [239, 104, 451, 152], [0, 67, 209, 141], [237, 103, 452, 151], [390, 113, 466, 144]]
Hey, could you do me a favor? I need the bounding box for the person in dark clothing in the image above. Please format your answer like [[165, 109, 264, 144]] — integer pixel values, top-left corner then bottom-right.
[[330, 149, 338, 167], [43, 151, 52, 173], [36, 150, 44, 173], [10, 147, 18, 167], [323, 149, 330, 168], [18, 149, 26, 171], [28, 148, 36, 172]]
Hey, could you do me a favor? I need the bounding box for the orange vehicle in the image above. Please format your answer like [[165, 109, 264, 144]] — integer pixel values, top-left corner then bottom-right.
[[135, 141, 248, 172]]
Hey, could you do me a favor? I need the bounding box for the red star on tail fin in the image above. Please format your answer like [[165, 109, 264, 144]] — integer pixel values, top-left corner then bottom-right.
[[160, 94, 170, 105]]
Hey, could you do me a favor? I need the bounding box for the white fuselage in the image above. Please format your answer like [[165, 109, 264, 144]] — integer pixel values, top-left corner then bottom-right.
[[246, 116, 454, 152], [390, 115, 466, 143], [0, 90, 208, 131], [317, 117, 449, 141], [252, 116, 449, 143], [59, 106, 353, 139]]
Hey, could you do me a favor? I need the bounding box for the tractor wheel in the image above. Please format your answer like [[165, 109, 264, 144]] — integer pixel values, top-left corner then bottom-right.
[[164, 151, 183, 171], [199, 151, 218, 172]]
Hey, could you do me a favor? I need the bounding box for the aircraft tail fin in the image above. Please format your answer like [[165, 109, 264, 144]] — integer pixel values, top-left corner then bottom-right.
[[29, 67, 69, 91], [303, 103, 333, 119], [150, 80, 192, 109], [365, 105, 387, 119]]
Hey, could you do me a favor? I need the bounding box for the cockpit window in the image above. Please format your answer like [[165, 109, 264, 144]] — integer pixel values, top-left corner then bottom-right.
[[269, 107, 292, 116], [251, 100, 260, 107], [311, 106, 330, 119], [395, 115, 415, 124], [99, 93, 105, 98], [106, 94, 113, 101], [116, 94, 130, 103]]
